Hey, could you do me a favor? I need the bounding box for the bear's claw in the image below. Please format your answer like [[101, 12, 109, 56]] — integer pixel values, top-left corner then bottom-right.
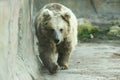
[[59, 65, 68, 70]]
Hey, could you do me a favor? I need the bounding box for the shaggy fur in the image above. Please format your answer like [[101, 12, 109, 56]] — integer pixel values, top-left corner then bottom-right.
[[34, 3, 77, 74]]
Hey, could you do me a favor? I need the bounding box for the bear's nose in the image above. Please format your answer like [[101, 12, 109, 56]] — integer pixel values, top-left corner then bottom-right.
[[54, 39, 60, 44]]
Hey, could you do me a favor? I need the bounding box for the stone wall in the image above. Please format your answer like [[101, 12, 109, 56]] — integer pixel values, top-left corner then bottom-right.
[[33, 0, 120, 24], [0, 0, 43, 80], [34, 0, 120, 17]]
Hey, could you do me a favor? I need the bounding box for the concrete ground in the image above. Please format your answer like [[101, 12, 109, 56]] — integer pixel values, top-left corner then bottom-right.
[[40, 41, 120, 80]]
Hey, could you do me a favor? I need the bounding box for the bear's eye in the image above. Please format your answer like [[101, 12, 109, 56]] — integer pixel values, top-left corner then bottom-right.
[[60, 28, 63, 33]]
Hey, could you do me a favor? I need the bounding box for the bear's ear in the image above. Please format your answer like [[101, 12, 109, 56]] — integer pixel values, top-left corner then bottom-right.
[[61, 12, 71, 24], [43, 9, 51, 20]]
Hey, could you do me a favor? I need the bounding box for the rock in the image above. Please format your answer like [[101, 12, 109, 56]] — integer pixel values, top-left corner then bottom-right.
[[108, 25, 120, 37]]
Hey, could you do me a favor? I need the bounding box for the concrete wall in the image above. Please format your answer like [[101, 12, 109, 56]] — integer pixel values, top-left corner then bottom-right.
[[0, 0, 43, 80], [33, 0, 120, 24], [33, 0, 120, 18]]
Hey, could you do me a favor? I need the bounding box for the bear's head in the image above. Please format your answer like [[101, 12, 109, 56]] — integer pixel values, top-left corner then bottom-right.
[[38, 9, 71, 44]]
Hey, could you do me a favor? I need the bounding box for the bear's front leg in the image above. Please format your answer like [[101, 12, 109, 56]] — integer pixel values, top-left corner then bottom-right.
[[57, 40, 72, 70], [38, 45, 58, 74]]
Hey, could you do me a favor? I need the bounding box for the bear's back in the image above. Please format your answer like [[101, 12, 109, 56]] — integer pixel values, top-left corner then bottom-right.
[[42, 3, 71, 16]]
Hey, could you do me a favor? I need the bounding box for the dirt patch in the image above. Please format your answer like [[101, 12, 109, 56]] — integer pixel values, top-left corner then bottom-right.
[[39, 41, 120, 80]]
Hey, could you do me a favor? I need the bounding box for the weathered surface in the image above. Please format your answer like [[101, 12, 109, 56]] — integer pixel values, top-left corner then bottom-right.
[[0, 0, 43, 80], [33, 0, 120, 25], [33, 0, 120, 17], [41, 42, 120, 80], [0, 1, 10, 80]]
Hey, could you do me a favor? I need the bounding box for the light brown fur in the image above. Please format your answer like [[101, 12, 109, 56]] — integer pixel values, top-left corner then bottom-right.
[[35, 3, 77, 74]]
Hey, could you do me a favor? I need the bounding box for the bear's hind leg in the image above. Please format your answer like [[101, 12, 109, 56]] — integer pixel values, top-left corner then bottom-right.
[[57, 40, 72, 70]]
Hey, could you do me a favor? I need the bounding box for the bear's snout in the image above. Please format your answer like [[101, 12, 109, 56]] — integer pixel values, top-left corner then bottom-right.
[[54, 32, 60, 44], [54, 38, 60, 44]]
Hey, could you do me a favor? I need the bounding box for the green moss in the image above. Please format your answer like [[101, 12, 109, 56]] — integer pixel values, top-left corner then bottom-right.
[[78, 24, 99, 40]]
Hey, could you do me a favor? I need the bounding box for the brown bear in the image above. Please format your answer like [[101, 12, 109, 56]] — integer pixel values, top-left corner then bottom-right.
[[34, 3, 77, 74]]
